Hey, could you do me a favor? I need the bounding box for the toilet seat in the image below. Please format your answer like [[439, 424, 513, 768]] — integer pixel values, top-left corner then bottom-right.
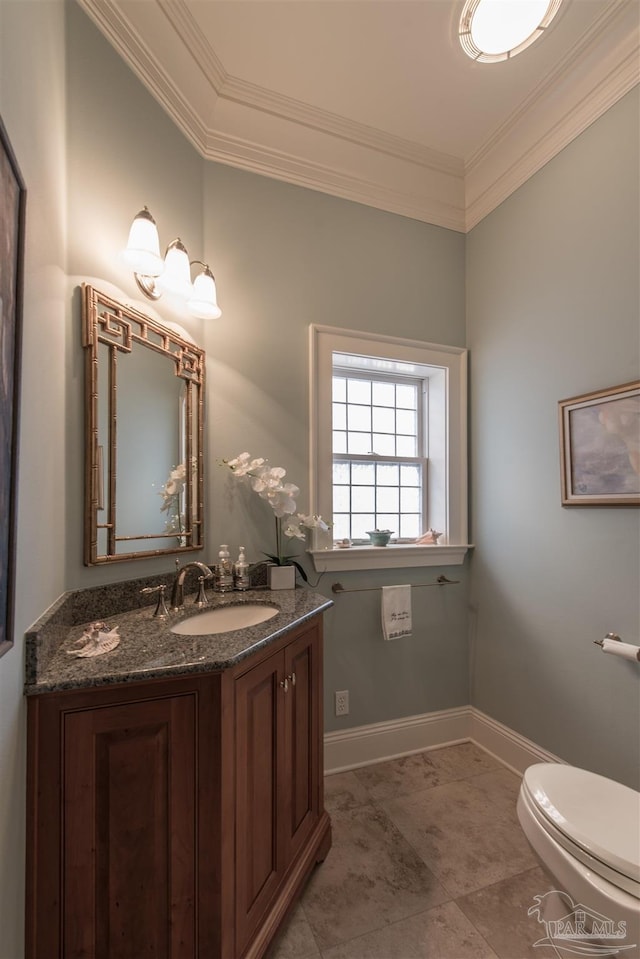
[[521, 764, 640, 899]]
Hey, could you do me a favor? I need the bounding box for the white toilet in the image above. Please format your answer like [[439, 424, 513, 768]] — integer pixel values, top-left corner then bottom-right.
[[517, 763, 640, 946]]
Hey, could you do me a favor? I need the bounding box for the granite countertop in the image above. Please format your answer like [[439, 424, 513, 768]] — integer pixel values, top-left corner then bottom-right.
[[25, 584, 333, 696]]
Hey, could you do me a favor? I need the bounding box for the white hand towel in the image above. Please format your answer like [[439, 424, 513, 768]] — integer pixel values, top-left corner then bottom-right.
[[381, 585, 412, 641]]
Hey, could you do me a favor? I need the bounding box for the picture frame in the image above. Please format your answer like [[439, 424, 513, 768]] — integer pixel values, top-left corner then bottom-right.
[[559, 381, 640, 507], [0, 117, 26, 659]]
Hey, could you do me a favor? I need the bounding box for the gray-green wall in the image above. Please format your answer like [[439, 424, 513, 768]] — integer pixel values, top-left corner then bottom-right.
[[62, 0, 470, 739], [0, 1, 638, 954], [467, 88, 640, 789], [1, 2, 67, 955], [201, 162, 470, 730]]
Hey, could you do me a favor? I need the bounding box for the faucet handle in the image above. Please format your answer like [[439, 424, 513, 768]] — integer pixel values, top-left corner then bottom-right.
[[140, 584, 171, 619], [194, 576, 209, 609]]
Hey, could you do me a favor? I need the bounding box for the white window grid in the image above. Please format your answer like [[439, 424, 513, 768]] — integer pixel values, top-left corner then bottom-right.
[[331, 369, 427, 543]]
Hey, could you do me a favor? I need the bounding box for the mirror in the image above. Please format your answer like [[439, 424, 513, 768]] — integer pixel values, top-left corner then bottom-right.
[[82, 284, 205, 565]]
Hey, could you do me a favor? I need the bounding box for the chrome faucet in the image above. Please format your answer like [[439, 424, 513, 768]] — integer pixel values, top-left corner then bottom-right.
[[170, 560, 213, 611]]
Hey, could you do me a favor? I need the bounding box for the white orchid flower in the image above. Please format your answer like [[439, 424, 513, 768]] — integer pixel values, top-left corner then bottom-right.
[[157, 461, 191, 540], [250, 465, 286, 493], [265, 482, 299, 517], [283, 518, 306, 540], [224, 454, 316, 576], [298, 513, 329, 531], [225, 452, 266, 477], [226, 451, 251, 469]]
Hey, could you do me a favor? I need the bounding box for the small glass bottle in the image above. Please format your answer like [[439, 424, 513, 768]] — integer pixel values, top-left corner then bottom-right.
[[215, 544, 234, 592], [234, 546, 250, 591]]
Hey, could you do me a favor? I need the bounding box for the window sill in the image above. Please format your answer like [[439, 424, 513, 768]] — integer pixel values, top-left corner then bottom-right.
[[307, 544, 473, 572]]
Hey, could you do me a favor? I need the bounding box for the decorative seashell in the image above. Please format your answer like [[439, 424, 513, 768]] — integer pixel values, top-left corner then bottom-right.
[[415, 528, 443, 544], [67, 624, 120, 658]]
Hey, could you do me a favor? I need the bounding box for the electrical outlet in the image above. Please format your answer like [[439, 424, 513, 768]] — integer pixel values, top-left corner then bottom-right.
[[335, 690, 349, 716]]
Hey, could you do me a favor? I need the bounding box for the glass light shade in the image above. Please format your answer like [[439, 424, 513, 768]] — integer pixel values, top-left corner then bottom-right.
[[188, 266, 222, 319], [459, 0, 562, 62], [156, 239, 193, 298], [473, 0, 548, 53], [121, 208, 164, 276]]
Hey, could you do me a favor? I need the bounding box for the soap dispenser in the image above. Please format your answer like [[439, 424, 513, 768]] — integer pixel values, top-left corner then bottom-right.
[[215, 544, 234, 593], [234, 546, 250, 591]]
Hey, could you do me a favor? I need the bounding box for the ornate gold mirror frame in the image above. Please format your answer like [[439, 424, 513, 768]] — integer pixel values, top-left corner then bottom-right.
[[82, 284, 205, 565]]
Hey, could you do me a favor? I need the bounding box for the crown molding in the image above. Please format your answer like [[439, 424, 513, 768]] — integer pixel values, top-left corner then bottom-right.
[[77, 0, 639, 234], [465, 2, 640, 230], [466, 0, 631, 172], [78, 0, 465, 229], [220, 75, 463, 178], [203, 128, 466, 232], [77, 0, 211, 154], [157, 0, 227, 94], [157, 0, 462, 178], [465, 43, 639, 230]]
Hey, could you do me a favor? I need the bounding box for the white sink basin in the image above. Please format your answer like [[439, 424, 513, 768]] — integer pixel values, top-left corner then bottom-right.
[[171, 604, 279, 636]]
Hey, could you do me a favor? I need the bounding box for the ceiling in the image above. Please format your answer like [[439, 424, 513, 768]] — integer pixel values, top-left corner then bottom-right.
[[77, 0, 639, 231]]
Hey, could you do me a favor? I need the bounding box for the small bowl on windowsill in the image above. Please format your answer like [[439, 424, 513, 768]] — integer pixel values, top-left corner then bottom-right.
[[366, 529, 394, 547]]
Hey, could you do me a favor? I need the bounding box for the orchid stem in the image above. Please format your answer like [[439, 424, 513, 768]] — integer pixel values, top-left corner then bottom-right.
[[275, 515, 281, 565]]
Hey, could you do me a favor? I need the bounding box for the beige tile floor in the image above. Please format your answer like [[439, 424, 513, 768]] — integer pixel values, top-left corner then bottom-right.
[[267, 743, 631, 959]]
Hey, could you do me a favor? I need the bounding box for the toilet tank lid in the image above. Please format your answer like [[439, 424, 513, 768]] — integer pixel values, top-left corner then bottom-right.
[[522, 764, 640, 883]]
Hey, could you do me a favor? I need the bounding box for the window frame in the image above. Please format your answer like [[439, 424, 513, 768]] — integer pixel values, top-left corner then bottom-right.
[[309, 325, 471, 571]]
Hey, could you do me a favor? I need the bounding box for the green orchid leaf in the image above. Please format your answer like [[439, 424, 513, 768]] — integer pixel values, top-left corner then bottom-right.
[[289, 560, 309, 583]]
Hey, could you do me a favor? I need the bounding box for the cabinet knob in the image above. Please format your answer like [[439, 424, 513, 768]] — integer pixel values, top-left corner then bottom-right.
[[280, 677, 289, 692], [288, 672, 296, 687]]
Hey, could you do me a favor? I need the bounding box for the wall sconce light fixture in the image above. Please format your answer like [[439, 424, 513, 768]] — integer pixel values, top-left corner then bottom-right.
[[122, 207, 222, 319]]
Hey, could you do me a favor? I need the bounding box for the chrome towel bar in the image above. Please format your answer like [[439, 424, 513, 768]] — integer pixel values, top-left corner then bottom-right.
[[331, 575, 459, 595]]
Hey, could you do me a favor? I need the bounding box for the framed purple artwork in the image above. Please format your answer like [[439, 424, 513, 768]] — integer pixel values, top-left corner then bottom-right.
[[559, 381, 640, 507], [0, 117, 26, 658]]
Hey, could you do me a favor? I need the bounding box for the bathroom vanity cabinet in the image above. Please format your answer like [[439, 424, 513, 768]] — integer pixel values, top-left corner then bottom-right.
[[26, 614, 331, 959], [234, 626, 324, 956]]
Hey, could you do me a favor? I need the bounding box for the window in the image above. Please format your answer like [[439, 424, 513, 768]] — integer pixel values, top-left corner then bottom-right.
[[332, 367, 426, 542], [309, 326, 470, 570]]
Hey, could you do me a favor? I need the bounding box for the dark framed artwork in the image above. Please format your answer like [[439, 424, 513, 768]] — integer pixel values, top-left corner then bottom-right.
[[0, 117, 26, 659], [559, 381, 640, 506]]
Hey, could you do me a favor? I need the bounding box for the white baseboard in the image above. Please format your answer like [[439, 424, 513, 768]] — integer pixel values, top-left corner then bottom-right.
[[468, 708, 565, 776], [324, 707, 470, 774], [324, 706, 564, 777]]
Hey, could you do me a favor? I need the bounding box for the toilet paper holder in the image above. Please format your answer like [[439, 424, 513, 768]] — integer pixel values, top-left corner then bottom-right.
[[593, 632, 640, 662], [593, 632, 623, 647]]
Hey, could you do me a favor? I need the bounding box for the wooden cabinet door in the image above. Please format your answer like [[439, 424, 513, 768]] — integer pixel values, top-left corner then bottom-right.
[[63, 693, 197, 959], [234, 651, 285, 956], [282, 628, 320, 866]]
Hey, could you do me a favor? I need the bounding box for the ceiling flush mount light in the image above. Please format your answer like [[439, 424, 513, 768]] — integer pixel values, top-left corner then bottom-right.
[[459, 0, 563, 63], [122, 207, 222, 319]]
